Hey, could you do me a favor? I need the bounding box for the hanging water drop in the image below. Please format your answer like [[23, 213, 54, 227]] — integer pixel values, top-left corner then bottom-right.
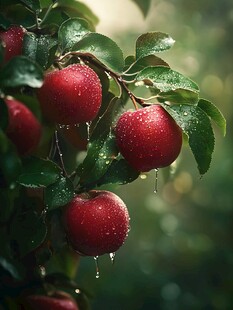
[[86, 121, 91, 142], [140, 173, 147, 180], [109, 252, 116, 265], [94, 256, 100, 279], [154, 168, 159, 194]]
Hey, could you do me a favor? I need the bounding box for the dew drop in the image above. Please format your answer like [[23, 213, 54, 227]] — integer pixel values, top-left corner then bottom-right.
[[86, 122, 91, 142], [183, 112, 188, 116], [94, 256, 100, 279], [140, 173, 147, 180], [154, 168, 159, 194], [109, 252, 116, 265]]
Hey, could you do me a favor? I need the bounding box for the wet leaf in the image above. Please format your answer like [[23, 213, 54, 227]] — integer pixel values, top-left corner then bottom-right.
[[0, 56, 44, 89], [78, 97, 124, 186], [136, 32, 175, 60], [18, 157, 61, 188], [73, 33, 125, 73], [99, 159, 140, 186], [44, 176, 74, 210], [162, 104, 215, 175], [157, 89, 199, 105], [136, 66, 199, 93], [123, 55, 169, 82], [23, 33, 58, 69], [58, 17, 91, 52], [57, 0, 99, 27], [198, 98, 226, 136]]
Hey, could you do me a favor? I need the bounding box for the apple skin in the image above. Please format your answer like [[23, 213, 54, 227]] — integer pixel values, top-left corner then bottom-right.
[[115, 104, 182, 172], [63, 190, 130, 256], [21, 293, 79, 310], [0, 25, 25, 63], [5, 98, 42, 156], [37, 64, 102, 125]]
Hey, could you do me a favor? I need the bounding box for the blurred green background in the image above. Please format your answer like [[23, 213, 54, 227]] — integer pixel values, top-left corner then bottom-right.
[[77, 0, 233, 309]]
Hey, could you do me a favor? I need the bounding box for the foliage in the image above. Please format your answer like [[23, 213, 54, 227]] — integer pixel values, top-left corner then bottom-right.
[[0, 0, 226, 309]]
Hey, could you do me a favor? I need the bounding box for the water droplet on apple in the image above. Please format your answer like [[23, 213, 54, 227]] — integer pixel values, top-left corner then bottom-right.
[[94, 256, 100, 279], [109, 252, 116, 264]]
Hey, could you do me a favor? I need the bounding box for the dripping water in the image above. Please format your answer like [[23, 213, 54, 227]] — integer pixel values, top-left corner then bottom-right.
[[86, 121, 91, 142], [55, 130, 67, 176], [109, 252, 116, 265], [154, 168, 159, 194], [94, 256, 100, 279]]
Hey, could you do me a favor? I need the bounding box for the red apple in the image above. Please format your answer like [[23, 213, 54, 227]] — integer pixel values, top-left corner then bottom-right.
[[37, 64, 102, 125], [5, 98, 42, 156], [21, 292, 79, 310], [63, 190, 130, 256], [0, 25, 25, 63], [115, 104, 182, 172]]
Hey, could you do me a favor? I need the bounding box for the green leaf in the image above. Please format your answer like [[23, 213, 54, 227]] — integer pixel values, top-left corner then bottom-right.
[[198, 99, 226, 136], [123, 55, 169, 82], [125, 55, 169, 73], [162, 104, 215, 175], [18, 157, 61, 188], [10, 209, 47, 257], [39, 0, 52, 9], [19, 0, 41, 12], [23, 33, 58, 69], [79, 133, 118, 187], [131, 0, 151, 17], [58, 18, 91, 52], [136, 32, 175, 60], [0, 98, 9, 131], [0, 14, 11, 29], [0, 139, 22, 186], [157, 89, 199, 105], [0, 151, 22, 186], [73, 33, 125, 73], [1, 4, 36, 28], [98, 159, 140, 186], [78, 97, 124, 186], [136, 66, 199, 93], [44, 176, 74, 210], [0, 56, 44, 89], [57, 0, 99, 27]]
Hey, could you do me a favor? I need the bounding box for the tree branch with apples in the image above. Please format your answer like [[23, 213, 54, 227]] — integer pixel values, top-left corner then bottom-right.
[[0, 0, 226, 309]]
